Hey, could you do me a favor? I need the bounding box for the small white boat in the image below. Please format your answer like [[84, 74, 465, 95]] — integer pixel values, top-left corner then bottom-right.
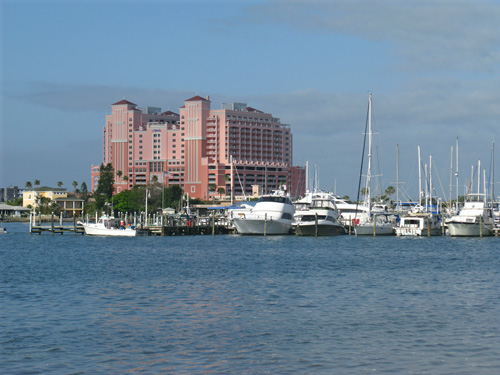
[[78, 215, 137, 237], [0, 225, 7, 234], [232, 190, 294, 235], [395, 212, 442, 236], [294, 191, 346, 236], [447, 195, 495, 236]]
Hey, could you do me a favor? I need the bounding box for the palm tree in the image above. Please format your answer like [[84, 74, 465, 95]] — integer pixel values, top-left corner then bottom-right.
[[25, 181, 32, 190], [116, 170, 123, 180], [57, 181, 63, 188], [217, 187, 225, 199], [34, 180, 40, 188], [72, 181, 78, 192]]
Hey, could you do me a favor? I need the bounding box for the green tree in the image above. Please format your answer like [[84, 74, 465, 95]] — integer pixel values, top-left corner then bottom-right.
[[164, 184, 183, 209], [34, 180, 40, 188], [57, 181, 63, 188], [72, 181, 78, 192], [94, 163, 115, 211], [208, 183, 216, 192], [80, 182, 88, 201], [217, 187, 225, 199], [39, 197, 51, 214], [113, 188, 144, 213], [25, 181, 32, 190]]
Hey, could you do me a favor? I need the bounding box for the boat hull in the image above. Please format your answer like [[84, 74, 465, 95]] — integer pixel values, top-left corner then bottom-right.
[[395, 226, 441, 236], [233, 218, 292, 235], [447, 222, 494, 237], [81, 224, 137, 237], [295, 223, 346, 236], [354, 223, 394, 236]]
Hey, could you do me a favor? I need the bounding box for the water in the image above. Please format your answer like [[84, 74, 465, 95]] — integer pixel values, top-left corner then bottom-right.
[[1, 222, 500, 374]]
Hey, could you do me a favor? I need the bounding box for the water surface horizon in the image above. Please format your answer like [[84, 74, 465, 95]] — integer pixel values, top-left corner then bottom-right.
[[2, 223, 499, 374]]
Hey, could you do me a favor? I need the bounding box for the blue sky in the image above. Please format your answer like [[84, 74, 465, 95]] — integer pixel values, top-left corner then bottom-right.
[[2, 0, 500, 200]]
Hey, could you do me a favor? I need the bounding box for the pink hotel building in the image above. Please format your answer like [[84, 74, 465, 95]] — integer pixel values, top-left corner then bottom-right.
[[91, 95, 306, 200]]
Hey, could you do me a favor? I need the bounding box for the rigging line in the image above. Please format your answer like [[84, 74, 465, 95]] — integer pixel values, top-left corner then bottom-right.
[[355, 98, 370, 219], [431, 158, 448, 207], [232, 161, 246, 200]]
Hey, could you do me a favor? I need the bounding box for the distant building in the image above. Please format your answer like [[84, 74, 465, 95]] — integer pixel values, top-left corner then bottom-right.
[[0, 203, 30, 217], [22, 187, 84, 217], [0, 185, 20, 202], [92, 95, 305, 200]]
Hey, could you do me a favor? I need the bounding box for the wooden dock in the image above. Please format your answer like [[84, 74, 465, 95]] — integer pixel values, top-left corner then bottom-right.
[[145, 224, 234, 236], [30, 213, 85, 235]]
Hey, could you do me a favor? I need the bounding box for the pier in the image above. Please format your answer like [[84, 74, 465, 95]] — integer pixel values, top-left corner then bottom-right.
[[30, 212, 85, 235], [29, 211, 234, 236]]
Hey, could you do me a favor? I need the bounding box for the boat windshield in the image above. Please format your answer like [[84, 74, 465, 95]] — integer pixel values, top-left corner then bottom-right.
[[260, 196, 291, 204]]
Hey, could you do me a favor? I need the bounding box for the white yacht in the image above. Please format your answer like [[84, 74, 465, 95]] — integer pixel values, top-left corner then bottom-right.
[[78, 215, 137, 237], [333, 196, 370, 225], [232, 190, 294, 235], [447, 194, 495, 236], [395, 208, 442, 236], [294, 191, 346, 236]]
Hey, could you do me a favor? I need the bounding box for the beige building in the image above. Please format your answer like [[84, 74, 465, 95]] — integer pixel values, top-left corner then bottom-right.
[[23, 187, 84, 217]]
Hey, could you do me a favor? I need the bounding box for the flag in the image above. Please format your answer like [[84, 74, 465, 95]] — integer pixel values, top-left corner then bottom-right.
[[163, 171, 174, 178]]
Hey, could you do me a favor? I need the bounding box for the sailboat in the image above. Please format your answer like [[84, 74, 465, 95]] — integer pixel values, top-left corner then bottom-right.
[[354, 93, 395, 236], [395, 148, 442, 236]]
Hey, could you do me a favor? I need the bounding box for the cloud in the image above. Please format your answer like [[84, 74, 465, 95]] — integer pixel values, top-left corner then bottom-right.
[[245, 0, 500, 72], [4, 82, 197, 113]]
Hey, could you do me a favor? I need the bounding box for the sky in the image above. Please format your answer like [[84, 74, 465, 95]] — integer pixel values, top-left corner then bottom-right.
[[1, 0, 500, 200]]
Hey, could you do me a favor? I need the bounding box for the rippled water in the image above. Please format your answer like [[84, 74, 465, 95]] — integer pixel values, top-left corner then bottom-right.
[[1, 222, 500, 374]]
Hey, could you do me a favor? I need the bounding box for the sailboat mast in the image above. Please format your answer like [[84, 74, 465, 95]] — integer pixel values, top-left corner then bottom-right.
[[456, 137, 459, 210], [396, 144, 399, 212], [230, 155, 234, 205], [418, 145, 422, 206], [430, 154, 433, 210], [450, 146, 453, 210], [366, 93, 373, 210], [492, 140, 495, 203], [305, 160, 309, 193], [478, 160, 481, 197]]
